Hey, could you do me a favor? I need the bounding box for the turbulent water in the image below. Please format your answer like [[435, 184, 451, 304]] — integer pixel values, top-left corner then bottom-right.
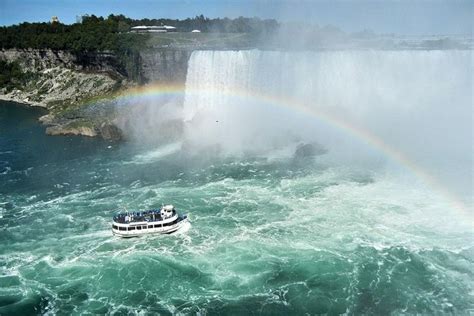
[[1, 49, 473, 315]]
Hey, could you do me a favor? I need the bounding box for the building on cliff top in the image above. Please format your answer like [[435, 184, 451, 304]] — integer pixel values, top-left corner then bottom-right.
[[130, 25, 177, 33]]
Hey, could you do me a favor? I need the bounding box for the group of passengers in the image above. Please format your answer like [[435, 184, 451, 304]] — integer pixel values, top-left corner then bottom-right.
[[113, 209, 163, 223]]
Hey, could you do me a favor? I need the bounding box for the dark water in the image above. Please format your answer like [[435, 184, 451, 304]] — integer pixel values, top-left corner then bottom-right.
[[0, 100, 473, 315]]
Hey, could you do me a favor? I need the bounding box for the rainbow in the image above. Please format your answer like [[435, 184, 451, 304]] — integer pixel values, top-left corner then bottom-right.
[[100, 83, 472, 219]]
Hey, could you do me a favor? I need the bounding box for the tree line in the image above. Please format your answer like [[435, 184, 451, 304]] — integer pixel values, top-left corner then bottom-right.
[[0, 14, 279, 52], [0, 14, 278, 82]]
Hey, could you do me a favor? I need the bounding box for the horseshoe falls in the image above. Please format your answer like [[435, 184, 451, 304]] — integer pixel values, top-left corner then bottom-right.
[[1, 49, 472, 314]]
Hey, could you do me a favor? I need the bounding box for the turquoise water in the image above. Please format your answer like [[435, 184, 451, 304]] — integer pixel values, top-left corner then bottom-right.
[[0, 100, 473, 315]]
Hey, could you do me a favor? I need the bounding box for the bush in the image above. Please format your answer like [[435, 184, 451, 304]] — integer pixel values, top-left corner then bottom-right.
[[0, 60, 34, 92], [0, 14, 279, 81]]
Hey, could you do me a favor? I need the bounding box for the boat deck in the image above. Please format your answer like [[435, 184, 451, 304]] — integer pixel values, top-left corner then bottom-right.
[[113, 209, 173, 224]]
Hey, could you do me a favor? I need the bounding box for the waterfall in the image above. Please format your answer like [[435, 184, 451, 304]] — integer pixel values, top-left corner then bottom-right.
[[182, 50, 472, 200], [183, 50, 471, 154]]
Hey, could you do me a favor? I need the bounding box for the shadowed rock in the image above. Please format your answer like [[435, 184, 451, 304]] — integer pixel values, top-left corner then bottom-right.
[[294, 142, 327, 159], [99, 123, 123, 141]]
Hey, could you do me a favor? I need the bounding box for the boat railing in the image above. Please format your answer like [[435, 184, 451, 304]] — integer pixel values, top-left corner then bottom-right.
[[113, 209, 176, 224]]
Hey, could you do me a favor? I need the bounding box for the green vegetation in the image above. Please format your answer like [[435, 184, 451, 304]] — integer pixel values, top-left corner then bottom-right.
[[0, 14, 278, 51], [146, 32, 255, 48], [0, 60, 37, 92], [0, 15, 147, 52], [0, 14, 278, 80]]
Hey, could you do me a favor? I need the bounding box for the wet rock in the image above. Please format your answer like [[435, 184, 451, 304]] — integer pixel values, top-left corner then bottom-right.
[[99, 123, 123, 141], [294, 142, 327, 159], [45, 124, 97, 137], [38, 114, 54, 125]]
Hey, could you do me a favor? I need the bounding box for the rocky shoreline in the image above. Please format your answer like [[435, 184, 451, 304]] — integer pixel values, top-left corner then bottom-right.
[[1, 95, 125, 141], [0, 83, 126, 141], [0, 93, 46, 108], [0, 48, 192, 141], [0, 49, 133, 141]]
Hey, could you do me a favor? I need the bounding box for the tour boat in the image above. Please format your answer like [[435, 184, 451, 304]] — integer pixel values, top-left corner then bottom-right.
[[112, 205, 188, 237]]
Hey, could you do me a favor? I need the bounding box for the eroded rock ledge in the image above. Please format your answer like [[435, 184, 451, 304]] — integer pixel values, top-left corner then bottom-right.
[[0, 49, 130, 140], [0, 48, 193, 141], [44, 121, 122, 141]]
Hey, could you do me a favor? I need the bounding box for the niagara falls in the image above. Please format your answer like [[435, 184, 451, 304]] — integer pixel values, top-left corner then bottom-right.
[[0, 1, 472, 315]]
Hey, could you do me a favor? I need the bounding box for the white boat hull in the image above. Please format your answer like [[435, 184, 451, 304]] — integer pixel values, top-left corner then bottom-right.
[[112, 217, 188, 238]]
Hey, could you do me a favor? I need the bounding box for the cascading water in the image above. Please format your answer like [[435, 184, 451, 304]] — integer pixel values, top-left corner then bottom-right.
[[183, 50, 472, 203]]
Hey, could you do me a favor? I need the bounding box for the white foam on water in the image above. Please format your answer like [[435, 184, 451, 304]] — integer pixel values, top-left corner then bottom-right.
[[181, 166, 472, 256], [182, 50, 472, 201]]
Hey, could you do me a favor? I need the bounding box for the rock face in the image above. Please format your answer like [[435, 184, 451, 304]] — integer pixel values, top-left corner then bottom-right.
[[99, 123, 123, 141], [0, 49, 124, 75], [0, 48, 193, 140], [44, 122, 124, 140], [294, 142, 328, 160], [138, 49, 191, 83], [46, 124, 98, 137], [0, 67, 118, 108], [0, 49, 126, 109], [0, 49, 129, 140]]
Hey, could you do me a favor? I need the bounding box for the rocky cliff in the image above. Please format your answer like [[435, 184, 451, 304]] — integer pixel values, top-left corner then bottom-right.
[[0, 48, 192, 140], [0, 49, 125, 108], [138, 49, 191, 83]]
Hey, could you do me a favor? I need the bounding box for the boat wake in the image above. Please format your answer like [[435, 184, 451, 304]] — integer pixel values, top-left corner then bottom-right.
[[175, 220, 192, 234]]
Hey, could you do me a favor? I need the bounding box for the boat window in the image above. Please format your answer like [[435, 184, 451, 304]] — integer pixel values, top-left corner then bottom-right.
[[136, 226, 142, 230], [119, 227, 126, 231], [129, 226, 136, 230], [112, 225, 118, 229], [154, 224, 161, 228], [148, 225, 153, 229]]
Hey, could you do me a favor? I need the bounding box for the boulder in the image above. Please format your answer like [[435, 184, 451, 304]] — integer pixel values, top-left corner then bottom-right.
[[99, 123, 123, 141], [45, 124, 97, 137], [294, 142, 327, 159]]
